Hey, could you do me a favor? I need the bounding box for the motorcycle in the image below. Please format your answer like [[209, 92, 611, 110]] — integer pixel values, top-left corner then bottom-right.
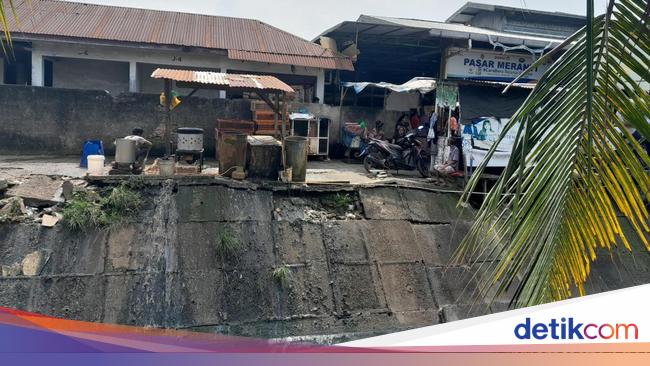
[[360, 126, 431, 178]]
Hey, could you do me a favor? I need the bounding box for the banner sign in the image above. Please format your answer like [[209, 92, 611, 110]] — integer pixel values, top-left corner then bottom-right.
[[446, 47, 552, 82], [462, 117, 519, 168]]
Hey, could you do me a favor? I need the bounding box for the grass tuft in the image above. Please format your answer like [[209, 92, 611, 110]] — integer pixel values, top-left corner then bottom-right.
[[272, 265, 291, 286], [61, 183, 143, 232], [324, 193, 355, 210], [216, 228, 241, 260]]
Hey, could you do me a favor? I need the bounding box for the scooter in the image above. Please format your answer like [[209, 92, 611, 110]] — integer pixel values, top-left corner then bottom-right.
[[360, 126, 430, 178]]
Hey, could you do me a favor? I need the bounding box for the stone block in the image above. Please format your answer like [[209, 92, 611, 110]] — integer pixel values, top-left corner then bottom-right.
[[21, 249, 51, 276], [440, 304, 491, 322]]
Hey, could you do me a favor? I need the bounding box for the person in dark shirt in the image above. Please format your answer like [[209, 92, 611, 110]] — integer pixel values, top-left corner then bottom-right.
[[409, 109, 421, 130]]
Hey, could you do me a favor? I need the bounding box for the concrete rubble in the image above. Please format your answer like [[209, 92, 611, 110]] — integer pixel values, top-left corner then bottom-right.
[[21, 250, 52, 276], [5, 175, 66, 207]]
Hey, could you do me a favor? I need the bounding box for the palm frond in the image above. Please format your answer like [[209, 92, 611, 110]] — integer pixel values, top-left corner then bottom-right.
[[455, 0, 650, 308], [0, 0, 19, 55]]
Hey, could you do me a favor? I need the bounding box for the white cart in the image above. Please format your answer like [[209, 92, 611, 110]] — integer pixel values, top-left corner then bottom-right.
[[289, 113, 330, 157]]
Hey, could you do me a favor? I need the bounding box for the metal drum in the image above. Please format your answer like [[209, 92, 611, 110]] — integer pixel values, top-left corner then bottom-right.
[[284, 136, 308, 182], [177, 128, 204, 151], [115, 138, 136, 164]]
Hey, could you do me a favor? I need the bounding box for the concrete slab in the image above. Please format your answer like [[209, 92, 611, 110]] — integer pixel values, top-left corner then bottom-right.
[[273, 221, 326, 264], [166, 269, 225, 328], [6, 175, 64, 207], [330, 263, 382, 314], [379, 263, 434, 312], [272, 262, 334, 318], [176, 222, 274, 271], [103, 272, 167, 327], [176, 186, 273, 222], [31, 275, 105, 322], [440, 304, 491, 322], [393, 309, 440, 327], [412, 224, 465, 266], [426, 266, 478, 307], [401, 189, 473, 223], [364, 220, 421, 263], [359, 187, 408, 220], [42, 228, 107, 275], [0, 278, 33, 310], [222, 268, 274, 323], [321, 221, 370, 263]]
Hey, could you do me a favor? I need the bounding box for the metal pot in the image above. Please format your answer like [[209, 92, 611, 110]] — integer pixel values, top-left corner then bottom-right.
[[115, 138, 136, 164]]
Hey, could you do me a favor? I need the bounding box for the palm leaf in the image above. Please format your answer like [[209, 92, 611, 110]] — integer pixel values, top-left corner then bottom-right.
[[455, 0, 650, 308], [0, 0, 19, 55]]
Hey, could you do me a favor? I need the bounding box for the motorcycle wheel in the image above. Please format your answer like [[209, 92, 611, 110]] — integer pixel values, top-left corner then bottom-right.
[[363, 155, 375, 174], [363, 148, 382, 173], [416, 154, 431, 178]]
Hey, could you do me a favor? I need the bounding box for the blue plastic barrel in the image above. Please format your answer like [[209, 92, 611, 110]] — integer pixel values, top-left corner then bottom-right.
[[80, 140, 104, 168]]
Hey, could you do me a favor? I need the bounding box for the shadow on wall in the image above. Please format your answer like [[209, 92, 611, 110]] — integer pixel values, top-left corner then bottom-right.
[[0, 85, 408, 157]]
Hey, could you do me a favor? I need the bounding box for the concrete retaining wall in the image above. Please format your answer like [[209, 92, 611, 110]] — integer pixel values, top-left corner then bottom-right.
[[1, 182, 647, 340], [0, 84, 405, 157]]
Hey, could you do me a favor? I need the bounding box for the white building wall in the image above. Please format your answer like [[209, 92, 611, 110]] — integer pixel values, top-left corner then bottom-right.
[[30, 41, 326, 102], [31, 50, 43, 87]]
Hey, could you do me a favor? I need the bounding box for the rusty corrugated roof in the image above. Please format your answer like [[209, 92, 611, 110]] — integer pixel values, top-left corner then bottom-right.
[[6, 0, 354, 71], [228, 50, 354, 71], [151, 68, 295, 93]]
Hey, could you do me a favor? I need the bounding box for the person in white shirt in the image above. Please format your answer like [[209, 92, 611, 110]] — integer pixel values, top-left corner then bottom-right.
[[434, 138, 460, 175], [124, 127, 152, 166]]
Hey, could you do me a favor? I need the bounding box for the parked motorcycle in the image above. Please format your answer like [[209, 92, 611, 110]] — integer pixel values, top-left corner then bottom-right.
[[360, 126, 431, 178]]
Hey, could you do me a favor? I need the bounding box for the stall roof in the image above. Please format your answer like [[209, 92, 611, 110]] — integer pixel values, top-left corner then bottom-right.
[[447, 2, 585, 25], [343, 77, 437, 94], [151, 69, 295, 93], [318, 15, 566, 49]]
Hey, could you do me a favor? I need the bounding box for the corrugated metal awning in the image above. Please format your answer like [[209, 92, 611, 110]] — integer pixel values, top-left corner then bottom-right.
[[7, 0, 353, 71], [151, 69, 295, 93], [228, 50, 354, 71]]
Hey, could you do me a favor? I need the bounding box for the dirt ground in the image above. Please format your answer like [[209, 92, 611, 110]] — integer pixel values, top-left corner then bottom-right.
[[0, 155, 432, 186]]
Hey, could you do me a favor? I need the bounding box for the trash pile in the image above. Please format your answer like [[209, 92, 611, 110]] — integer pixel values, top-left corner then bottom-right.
[[273, 193, 363, 223]]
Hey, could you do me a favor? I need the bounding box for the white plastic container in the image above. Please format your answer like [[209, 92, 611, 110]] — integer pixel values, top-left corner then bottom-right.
[[87, 155, 105, 176], [158, 159, 175, 176]]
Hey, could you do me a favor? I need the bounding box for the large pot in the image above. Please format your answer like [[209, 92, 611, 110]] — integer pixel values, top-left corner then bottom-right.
[[115, 138, 136, 164]]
